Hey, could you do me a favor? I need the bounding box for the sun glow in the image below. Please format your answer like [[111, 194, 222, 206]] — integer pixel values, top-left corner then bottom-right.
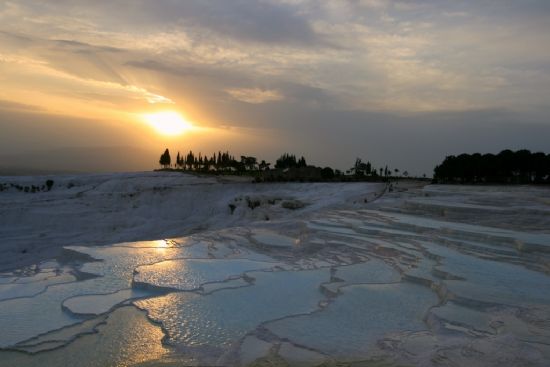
[[143, 111, 193, 136]]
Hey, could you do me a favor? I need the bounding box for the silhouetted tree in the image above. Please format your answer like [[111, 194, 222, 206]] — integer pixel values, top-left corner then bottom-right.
[[352, 158, 363, 176], [159, 149, 171, 168], [240, 156, 257, 171], [176, 152, 185, 169], [350, 158, 375, 177], [321, 167, 335, 179], [185, 151, 194, 170], [275, 153, 299, 169], [259, 160, 271, 171]]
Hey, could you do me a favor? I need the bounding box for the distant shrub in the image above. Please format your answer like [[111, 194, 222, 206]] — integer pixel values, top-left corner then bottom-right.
[[246, 197, 261, 210], [281, 200, 306, 210], [46, 180, 54, 191]]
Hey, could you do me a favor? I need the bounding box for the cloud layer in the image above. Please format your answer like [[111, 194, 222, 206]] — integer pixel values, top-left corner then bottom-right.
[[1, 0, 549, 174]]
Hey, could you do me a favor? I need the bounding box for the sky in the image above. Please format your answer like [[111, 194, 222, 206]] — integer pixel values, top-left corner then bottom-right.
[[1, 0, 549, 175]]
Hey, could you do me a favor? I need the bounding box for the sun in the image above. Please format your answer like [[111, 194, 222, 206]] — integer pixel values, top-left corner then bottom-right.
[[143, 111, 193, 136]]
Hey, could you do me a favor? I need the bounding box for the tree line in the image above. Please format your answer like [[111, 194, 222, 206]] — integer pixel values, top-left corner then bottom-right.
[[159, 149, 301, 173], [433, 149, 550, 184], [348, 158, 410, 179], [158, 148, 415, 181]]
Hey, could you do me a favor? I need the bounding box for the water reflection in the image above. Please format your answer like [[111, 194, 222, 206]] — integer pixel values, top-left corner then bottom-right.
[[0, 306, 179, 367]]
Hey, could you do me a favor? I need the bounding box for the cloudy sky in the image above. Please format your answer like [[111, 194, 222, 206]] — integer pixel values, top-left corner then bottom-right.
[[1, 0, 549, 174]]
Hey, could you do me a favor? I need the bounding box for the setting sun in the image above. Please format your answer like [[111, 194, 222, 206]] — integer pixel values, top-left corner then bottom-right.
[[143, 111, 193, 136]]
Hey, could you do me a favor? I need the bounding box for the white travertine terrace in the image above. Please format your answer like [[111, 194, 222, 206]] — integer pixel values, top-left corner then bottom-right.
[[0, 173, 549, 366]]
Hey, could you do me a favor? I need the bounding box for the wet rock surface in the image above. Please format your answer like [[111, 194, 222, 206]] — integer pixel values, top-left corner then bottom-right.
[[0, 183, 549, 366]]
